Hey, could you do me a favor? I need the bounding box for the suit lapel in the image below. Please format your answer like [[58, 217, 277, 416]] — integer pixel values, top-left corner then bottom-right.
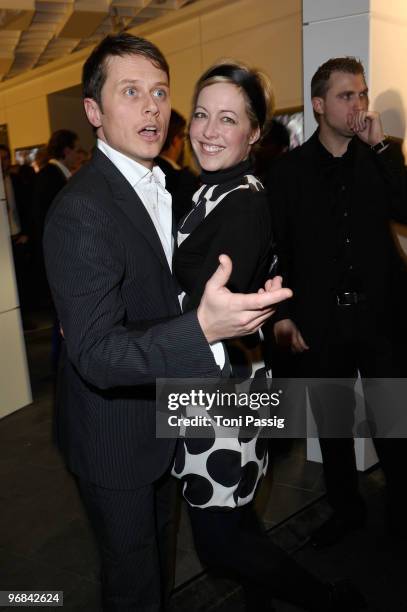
[[92, 149, 170, 271]]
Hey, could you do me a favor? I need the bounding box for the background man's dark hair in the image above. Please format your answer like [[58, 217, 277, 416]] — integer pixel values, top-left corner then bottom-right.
[[82, 33, 170, 110], [254, 119, 290, 181], [264, 119, 290, 150], [162, 110, 186, 152], [311, 57, 366, 99], [47, 130, 78, 160]]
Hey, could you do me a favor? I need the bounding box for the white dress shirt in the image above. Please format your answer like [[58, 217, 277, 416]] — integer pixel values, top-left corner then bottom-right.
[[97, 139, 173, 271]]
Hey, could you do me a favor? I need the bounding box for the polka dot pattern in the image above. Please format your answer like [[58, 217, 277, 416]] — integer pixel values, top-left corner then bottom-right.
[[206, 449, 242, 487], [182, 474, 214, 506], [172, 419, 268, 509]]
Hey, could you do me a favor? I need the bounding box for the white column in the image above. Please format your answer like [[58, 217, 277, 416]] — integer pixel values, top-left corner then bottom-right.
[[303, 0, 370, 139], [303, 0, 407, 146], [0, 167, 32, 419]]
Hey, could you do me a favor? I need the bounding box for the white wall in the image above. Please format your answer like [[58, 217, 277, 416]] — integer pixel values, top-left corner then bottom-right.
[[302, 1, 370, 139], [48, 87, 96, 152], [370, 1, 407, 149]]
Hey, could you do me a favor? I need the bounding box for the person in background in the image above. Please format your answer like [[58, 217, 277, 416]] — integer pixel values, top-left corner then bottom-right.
[[155, 109, 199, 222], [32, 129, 81, 248], [254, 118, 290, 183], [31, 129, 80, 305], [172, 60, 366, 612], [32, 146, 49, 173], [31, 130, 81, 364], [268, 56, 407, 551], [71, 147, 90, 174]]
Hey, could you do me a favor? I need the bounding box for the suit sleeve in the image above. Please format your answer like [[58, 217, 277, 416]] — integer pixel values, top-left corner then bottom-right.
[[183, 191, 272, 310], [43, 194, 219, 390]]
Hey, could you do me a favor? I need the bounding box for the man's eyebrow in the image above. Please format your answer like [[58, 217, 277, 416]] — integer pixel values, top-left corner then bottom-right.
[[117, 79, 169, 87], [337, 87, 369, 96], [117, 79, 139, 86]]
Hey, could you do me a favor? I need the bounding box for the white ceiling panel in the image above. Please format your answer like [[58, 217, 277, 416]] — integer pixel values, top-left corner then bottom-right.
[[0, 0, 196, 82]]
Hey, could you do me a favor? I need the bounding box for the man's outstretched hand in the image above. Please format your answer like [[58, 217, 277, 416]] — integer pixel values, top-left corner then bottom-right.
[[197, 254, 292, 344]]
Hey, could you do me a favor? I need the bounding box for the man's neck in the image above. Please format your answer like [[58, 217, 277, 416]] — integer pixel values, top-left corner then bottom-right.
[[97, 135, 153, 170], [318, 129, 352, 158]]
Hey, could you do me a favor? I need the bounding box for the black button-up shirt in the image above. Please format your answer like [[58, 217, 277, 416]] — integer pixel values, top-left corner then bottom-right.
[[317, 137, 362, 293]]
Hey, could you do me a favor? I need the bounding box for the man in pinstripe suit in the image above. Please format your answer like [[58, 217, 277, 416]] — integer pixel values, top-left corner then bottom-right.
[[43, 33, 291, 611]]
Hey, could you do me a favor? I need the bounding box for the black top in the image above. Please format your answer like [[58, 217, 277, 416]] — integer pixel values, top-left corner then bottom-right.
[[32, 162, 68, 244], [174, 159, 274, 310], [155, 156, 199, 223], [266, 130, 407, 348], [316, 137, 361, 292], [10, 167, 36, 236]]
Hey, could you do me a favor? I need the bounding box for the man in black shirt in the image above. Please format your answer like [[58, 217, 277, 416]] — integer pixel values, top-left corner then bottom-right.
[[268, 57, 407, 549]]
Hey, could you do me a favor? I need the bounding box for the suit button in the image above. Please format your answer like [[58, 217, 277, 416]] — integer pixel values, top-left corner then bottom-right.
[[344, 210, 348, 217], [345, 238, 351, 244]]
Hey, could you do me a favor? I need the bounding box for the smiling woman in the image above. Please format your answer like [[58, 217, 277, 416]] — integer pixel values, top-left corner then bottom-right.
[[170, 60, 367, 612], [175, 60, 275, 311], [189, 81, 258, 171]]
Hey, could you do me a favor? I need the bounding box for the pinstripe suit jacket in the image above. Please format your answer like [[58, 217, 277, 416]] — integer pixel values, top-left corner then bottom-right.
[[43, 148, 219, 489]]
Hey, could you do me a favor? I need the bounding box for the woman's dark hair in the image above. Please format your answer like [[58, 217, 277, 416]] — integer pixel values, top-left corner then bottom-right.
[[82, 33, 170, 110], [192, 60, 274, 136]]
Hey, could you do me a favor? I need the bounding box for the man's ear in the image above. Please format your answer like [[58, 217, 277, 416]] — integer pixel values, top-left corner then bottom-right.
[[312, 96, 324, 118], [84, 98, 102, 129]]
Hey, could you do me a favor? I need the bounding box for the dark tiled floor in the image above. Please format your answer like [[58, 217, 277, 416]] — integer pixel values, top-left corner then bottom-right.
[[1, 322, 405, 611]]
